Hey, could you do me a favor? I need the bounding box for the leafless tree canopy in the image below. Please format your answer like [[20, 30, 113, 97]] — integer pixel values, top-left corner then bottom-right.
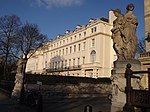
[[16, 23, 48, 59], [0, 15, 48, 79], [137, 38, 146, 53], [0, 15, 21, 79]]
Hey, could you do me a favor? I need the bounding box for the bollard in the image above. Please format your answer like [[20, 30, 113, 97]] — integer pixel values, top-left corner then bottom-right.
[[84, 105, 92, 112], [37, 92, 43, 112]]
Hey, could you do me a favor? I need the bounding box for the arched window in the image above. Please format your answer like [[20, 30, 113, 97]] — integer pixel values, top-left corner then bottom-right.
[[90, 50, 96, 63]]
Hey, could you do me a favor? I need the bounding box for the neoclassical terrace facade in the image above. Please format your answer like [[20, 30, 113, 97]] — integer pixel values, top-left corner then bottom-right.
[[26, 11, 116, 78]]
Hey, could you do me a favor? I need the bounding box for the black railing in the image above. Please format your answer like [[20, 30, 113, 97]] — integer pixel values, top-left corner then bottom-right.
[[46, 65, 81, 72], [123, 63, 150, 112]]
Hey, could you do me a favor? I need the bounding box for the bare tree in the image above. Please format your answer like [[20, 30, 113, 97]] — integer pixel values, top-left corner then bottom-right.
[[0, 15, 21, 80], [15, 23, 48, 68], [12, 22, 48, 102], [137, 38, 146, 53]]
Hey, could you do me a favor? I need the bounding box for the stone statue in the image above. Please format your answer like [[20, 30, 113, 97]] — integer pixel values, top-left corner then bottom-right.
[[12, 56, 25, 98], [111, 3, 138, 60], [111, 4, 142, 112], [122, 3, 138, 59], [111, 9, 125, 60]]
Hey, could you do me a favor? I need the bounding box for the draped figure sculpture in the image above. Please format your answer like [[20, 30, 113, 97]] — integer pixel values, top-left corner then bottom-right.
[[111, 3, 138, 60]]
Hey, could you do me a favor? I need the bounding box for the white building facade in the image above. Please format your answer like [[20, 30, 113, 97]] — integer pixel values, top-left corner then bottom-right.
[[26, 11, 116, 78]]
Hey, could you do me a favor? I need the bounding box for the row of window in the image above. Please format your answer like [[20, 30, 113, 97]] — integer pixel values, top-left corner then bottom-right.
[[50, 42, 86, 57], [47, 57, 85, 69], [51, 26, 97, 48], [50, 38, 95, 57], [51, 32, 86, 48], [45, 50, 96, 69]]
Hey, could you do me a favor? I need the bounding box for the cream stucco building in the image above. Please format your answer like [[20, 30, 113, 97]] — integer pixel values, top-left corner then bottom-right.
[[26, 11, 116, 78], [138, 0, 150, 89]]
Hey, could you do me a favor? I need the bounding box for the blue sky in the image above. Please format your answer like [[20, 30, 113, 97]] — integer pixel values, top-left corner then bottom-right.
[[0, 0, 144, 40]]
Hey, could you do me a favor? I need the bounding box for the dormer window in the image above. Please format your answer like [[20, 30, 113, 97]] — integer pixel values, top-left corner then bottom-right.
[[76, 25, 82, 29], [89, 18, 96, 23], [56, 34, 62, 39], [65, 30, 70, 34]]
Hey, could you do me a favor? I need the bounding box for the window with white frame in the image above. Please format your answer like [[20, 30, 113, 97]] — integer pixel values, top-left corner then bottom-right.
[[77, 58, 80, 66], [92, 38, 95, 47], [84, 32, 86, 36], [66, 48, 68, 54], [73, 58, 75, 67], [83, 42, 86, 50], [78, 44, 81, 51], [59, 50, 61, 55], [91, 27, 97, 33], [62, 49, 64, 55], [83, 56, 85, 64], [74, 45, 76, 52], [70, 37, 72, 42], [90, 50, 96, 63], [69, 59, 71, 67], [70, 46, 72, 53], [74, 35, 76, 40], [79, 33, 81, 38]]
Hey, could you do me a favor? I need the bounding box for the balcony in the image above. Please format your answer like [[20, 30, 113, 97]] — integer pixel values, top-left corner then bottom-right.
[[138, 51, 150, 59], [46, 65, 81, 73]]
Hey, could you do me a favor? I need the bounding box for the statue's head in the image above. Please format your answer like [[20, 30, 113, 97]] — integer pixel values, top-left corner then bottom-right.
[[111, 9, 121, 17], [126, 3, 134, 11]]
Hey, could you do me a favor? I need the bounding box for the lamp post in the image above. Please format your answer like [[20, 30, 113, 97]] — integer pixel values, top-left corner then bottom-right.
[[123, 63, 134, 112]]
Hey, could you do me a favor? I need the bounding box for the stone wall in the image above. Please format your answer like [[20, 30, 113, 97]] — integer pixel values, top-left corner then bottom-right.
[[25, 75, 112, 99]]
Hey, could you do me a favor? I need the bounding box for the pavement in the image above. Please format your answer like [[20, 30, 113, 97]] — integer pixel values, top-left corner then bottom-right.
[[0, 90, 111, 112], [0, 90, 36, 112]]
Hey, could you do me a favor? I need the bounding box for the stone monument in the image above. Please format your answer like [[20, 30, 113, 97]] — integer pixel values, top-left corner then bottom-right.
[[11, 56, 25, 99], [111, 3, 143, 112]]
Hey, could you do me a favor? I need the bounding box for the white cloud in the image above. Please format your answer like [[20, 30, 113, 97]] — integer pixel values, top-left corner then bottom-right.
[[32, 0, 83, 8]]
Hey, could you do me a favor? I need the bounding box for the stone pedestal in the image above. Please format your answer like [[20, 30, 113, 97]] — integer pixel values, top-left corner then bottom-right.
[[111, 60, 141, 112], [11, 73, 23, 99]]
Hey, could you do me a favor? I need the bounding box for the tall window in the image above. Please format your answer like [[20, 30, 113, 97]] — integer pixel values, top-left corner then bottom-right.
[[73, 58, 75, 67], [66, 48, 68, 54], [90, 50, 96, 63], [74, 35, 76, 40], [70, 46, 72, 53], [58, 61, 60, 68], [77, 58, 80, 66], [65, 60, 67, 67], [74, 45, 76, 52], [78, 44, 81, 51], [59, 50, 61, 55], [63, 40, 65, 44], [62, 49, 64, 55], [79, 33, 81, 38], [70, 37, 72, 42], [83, 42, 86, 50], [84, 32, 86, 36], [83, 57, 85, 64], [69, 59, 71, 67], [61, 61, 63, 68], [92, 38, 95, 47]]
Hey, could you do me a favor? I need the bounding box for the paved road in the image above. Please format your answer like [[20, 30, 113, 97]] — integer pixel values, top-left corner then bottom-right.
[[43, 97, 111, 112], [0, 90, 111, 112]]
